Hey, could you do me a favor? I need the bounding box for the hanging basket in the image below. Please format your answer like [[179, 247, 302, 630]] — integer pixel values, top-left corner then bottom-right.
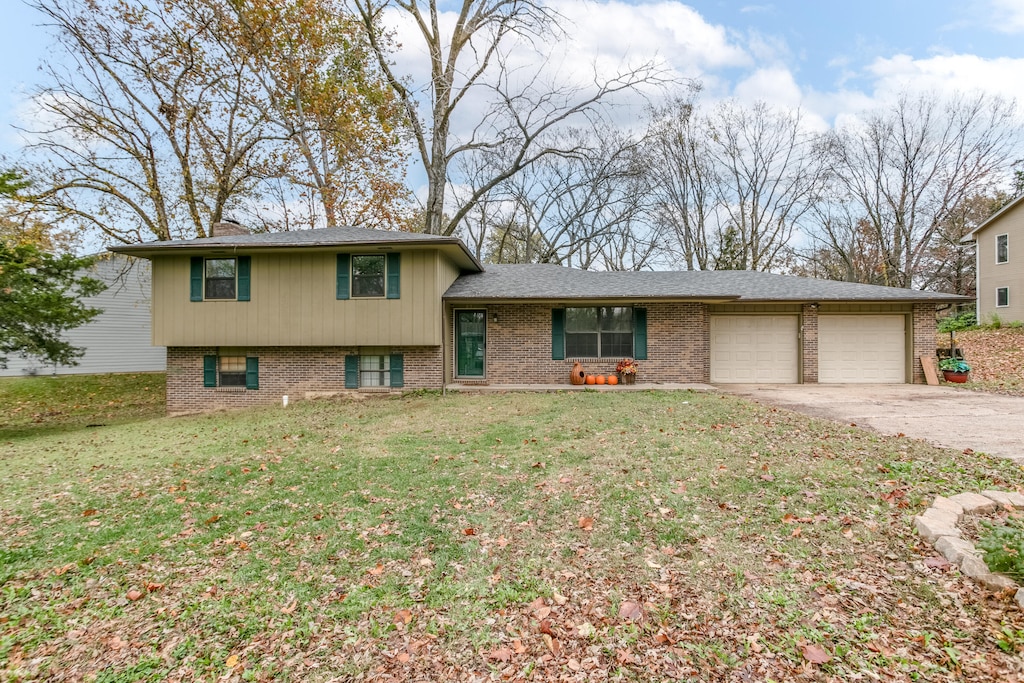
[[570, 362, 586, 385]]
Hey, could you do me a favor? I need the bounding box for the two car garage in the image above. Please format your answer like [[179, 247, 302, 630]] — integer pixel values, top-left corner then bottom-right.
[[710, 313, 908, 384]]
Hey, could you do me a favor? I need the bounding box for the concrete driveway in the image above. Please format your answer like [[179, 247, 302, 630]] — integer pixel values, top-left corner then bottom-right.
[[719, 384, 1024, 463]]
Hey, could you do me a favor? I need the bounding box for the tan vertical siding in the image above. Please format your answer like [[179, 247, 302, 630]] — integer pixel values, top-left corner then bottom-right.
[[977, 215, 1024, 322], [153, 250, 458, 347]]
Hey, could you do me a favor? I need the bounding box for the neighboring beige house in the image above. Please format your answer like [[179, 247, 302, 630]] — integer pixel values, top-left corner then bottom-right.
[[963, 194, 1024, 323], [111, 224, 966, 413]]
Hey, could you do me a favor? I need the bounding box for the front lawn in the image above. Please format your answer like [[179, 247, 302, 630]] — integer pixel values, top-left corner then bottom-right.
[[1, 390, 1022, 681]]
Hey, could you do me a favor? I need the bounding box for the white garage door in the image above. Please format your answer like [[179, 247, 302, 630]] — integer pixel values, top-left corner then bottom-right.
[[711, 316, 799, 383], [818, 315, 906, 383]]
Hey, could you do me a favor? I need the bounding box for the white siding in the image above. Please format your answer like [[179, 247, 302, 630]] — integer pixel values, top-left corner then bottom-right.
[[1, 254, 166, 376]]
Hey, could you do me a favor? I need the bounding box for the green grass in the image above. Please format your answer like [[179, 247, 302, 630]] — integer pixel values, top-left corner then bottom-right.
[[0, 373, 165, 439], [1, 385, 1022, 681]]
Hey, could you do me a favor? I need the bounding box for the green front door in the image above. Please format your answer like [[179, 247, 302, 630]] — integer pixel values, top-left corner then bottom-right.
[[456, 310, 486, 378]]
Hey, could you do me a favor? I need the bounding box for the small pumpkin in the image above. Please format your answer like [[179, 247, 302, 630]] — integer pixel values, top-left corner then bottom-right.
[[607, 375, 619, 385], [585, 375, 596, 385], [595, 374, 606, 385]]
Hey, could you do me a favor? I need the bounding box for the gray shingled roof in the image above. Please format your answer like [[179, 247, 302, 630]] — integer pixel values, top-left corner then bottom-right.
[[444, 264, 968, 302], [110, 226, 484, 270]]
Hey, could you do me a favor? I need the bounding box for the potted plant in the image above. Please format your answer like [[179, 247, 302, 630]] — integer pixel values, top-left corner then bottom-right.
[[938, 357, 971, 383], [616, 358, 639, 384]]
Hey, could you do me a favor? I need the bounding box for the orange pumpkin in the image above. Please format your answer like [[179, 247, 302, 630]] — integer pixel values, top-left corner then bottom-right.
[[595, 374, 606, 385], [607, 375, 619, 385]]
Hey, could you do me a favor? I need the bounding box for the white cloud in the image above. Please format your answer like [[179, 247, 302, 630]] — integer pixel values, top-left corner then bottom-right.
[[988, 0, 1024, 33], [866, 53, 1024, 103]]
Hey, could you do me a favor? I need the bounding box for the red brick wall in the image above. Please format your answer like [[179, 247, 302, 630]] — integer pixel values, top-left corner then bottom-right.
[[801, 304, 819, 383], [166, 346, 442, 413], [912, 304, 938, 384], [460, 302, 711, 385]]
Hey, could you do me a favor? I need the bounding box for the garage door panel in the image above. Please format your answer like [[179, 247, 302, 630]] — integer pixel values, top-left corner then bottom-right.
[[819, 315, 905, 383], [711, 315, 798, 383]]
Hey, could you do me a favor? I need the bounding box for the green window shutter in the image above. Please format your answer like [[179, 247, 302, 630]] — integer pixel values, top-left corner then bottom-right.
[[190, 257, 203, 301], [390, 353, 404, 387], [633, 307, 648, 360], [551, 308, 565, 360], [344, 355, 358, 388], [336, 254, 351, 300], [245, 356, 259, 390], [386, 252, 401, 299], [237, 256, 251, 301], [203, 355, 217, 387]]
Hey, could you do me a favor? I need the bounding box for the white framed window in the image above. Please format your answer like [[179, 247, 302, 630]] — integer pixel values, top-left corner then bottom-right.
[[996, 287, 1009, 308], [996, 234, 1009, 264], [359, 355, 391, 387]]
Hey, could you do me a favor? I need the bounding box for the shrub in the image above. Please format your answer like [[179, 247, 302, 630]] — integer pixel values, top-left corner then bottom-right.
[[937, 309, 977, 333], [978, 517, 1024, 583]]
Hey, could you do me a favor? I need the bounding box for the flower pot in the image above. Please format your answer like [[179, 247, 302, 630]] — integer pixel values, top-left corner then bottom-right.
[[942, 370, 969, 383], [570, 362, 586, 385], [619, 372, 635, 385]]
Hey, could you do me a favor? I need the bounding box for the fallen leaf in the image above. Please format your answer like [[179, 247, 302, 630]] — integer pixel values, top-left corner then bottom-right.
[[226, 655, 239, 668], [618, 600, 644, 622], [924, 555, 951, 569], [396, 652, 410, 663], [280, 599, 298, 614], [542, 633, 560, 655], [578, 516, 594, 530], [368, 563, 384, 576], [82, 509, 98, 517], [394, 609, 412, 625], [487, 646, 513, 662], [539, 618, 554, 635], [462, 527, 476, 536], [801, 643, 832, 664], [126, 589, 143, 601]]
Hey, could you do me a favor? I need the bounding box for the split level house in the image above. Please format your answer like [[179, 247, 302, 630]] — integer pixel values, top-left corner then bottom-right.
[[963, 193, 1024, 324], [111, 223, 966, 413]]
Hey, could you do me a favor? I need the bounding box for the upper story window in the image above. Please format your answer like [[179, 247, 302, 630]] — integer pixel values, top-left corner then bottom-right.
[[997, 234, 1009, 264], [190, 256, 250, 302], [205, 259, 236, 299], [565, 306, 634, 358], [337, 252, 401, 300], [352, 255, 386, 297]]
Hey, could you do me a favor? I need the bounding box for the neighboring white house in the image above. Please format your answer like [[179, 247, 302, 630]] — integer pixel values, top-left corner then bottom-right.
[[0, 253, 166, 376]]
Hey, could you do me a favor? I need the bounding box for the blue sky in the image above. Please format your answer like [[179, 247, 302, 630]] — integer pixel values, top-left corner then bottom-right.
[[2, 0, 1023, 156]]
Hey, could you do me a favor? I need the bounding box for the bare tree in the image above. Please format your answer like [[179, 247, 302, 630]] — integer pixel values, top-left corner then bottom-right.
[[352, 0, 666, 236], [23, 0, 277, 243], [647, 96, 824, 272], [825, 91, 1019, 288]]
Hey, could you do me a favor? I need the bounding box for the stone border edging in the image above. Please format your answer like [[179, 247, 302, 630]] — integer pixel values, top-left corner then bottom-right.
[[914, 490, 1024, 609]]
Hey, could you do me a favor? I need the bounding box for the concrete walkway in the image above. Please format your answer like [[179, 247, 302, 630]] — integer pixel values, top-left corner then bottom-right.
[[445, 382, 714, 393], [718, 384, 1024, 463]]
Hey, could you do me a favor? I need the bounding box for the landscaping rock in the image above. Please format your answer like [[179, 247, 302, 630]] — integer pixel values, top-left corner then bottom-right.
[[931, 496, 964, 518], [959, 555, 990, 580], [1017, 588, 1024, 609], [980, 489, 1024, 508], [935, 536, 977, 565], [922, 507, 959, 527], [914, 516, 961, 544], [948, 492, 998, 515], [977, 572, 1018, 592]]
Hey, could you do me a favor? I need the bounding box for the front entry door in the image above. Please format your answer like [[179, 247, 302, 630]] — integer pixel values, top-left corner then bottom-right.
[[456, 310, 486, 378]]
